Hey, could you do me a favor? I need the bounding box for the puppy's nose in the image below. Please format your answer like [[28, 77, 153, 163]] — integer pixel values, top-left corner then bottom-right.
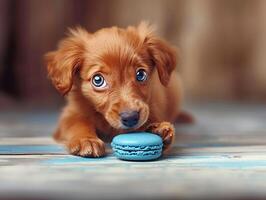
[[120, 111, 139, 128]]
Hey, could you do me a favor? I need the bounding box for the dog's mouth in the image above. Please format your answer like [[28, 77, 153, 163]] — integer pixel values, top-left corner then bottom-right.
[[119, 117, 147, 130]]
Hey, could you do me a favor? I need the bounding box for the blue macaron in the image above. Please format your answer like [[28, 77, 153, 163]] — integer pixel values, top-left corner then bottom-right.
[[111, 132, 163, 161]]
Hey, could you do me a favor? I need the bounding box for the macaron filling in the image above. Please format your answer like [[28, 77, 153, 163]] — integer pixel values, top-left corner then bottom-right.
[[112, 148, 162, 156], [111, 144, 163, 151]]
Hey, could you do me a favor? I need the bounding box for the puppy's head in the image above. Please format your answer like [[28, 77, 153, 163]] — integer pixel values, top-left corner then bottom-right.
[[45, 22, 177, 130]]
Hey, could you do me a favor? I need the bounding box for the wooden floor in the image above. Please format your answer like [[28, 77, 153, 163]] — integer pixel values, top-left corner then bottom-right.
[[1, 102, 266, 200]]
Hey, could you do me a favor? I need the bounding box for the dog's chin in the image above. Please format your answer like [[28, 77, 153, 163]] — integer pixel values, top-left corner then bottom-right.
[[120, 121, 145, 131]]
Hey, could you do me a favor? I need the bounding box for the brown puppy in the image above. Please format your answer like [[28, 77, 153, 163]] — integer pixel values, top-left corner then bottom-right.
[[45, 22, 189, 157]]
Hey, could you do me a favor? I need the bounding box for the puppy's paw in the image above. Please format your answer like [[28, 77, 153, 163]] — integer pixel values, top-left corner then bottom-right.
[[66, 137, 105, 157], [146, 122, 175, 152]]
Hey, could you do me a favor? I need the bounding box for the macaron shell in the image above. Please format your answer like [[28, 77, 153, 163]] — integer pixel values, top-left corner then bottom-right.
[[113, 149, 162, 161], [112, 132, 163, 146]]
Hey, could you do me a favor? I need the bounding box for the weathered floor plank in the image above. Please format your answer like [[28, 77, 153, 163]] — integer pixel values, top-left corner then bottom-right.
[[1, 102, 266, 199]]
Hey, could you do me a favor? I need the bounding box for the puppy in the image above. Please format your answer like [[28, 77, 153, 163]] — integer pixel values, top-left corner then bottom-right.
[[45, 22, 191, 157]]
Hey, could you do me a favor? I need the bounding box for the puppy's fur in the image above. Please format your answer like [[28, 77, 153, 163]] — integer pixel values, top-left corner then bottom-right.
[[45, 22, 190, 157]]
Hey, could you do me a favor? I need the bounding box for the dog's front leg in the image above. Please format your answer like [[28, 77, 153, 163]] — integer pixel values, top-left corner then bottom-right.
[[54, 114, 105, 157], [146, 122, 175, 153]]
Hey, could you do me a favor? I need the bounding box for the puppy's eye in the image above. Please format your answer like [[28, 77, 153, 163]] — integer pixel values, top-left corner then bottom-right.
[[136, 69, 148, 82], [91, 74, 107, 89]]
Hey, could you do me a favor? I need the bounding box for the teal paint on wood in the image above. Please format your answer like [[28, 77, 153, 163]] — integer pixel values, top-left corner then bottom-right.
[[0, 145, 66, 154], [43, 155, 115, 165]]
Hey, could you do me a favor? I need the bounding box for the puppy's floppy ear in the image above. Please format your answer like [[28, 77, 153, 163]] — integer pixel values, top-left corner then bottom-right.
[[45, 27, 90, 95], [138, 22, 177, 86]]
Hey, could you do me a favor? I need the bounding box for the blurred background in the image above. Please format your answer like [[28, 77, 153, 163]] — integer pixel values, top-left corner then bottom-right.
[[0, 0, 266, 109], [2, 2, 266, 199]]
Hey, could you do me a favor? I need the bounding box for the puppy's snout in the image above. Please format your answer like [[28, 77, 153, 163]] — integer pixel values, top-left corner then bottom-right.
[[120, 111, 139, 128]]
